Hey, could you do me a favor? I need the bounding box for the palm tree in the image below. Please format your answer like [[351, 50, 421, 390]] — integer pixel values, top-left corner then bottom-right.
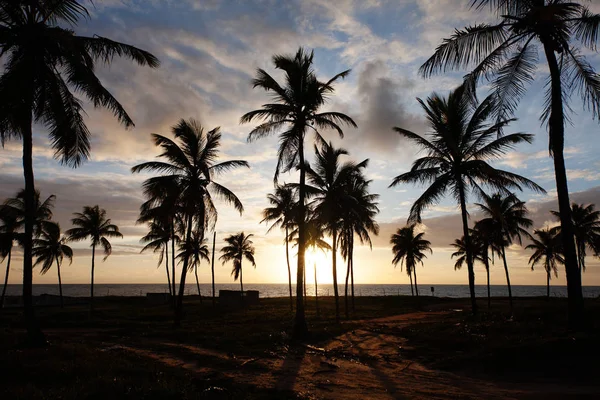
[[140, 219, 173, 297], [451, 231, 490, 305], [32, 222, 73, 308], [0, 206, 19, 308], [132, 119, 247, 325], [241, 48, 356, 336], [475, 192, 532, 311], [391, 225, 432, 297], [220, 232, 256, 299], [551, 203, 600, 279], [178, 231, 210, 303], [420, 0, 600, 327], [307, 142, 367, 321], [66, 206, 123, 312], [4, 189, 56, 237], [527, 228, 564, 298], [262, 184, 297, 311], [473, 220, 497, 308], [389, 84, 544, 314], [0, 0, 158, 344]]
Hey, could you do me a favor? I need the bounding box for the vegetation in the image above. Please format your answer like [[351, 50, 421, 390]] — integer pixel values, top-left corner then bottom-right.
[[220, 232, 256, 296], [178, 232, 210, 301], [527, 228, 564, 298], [391, 225, 432, 297]]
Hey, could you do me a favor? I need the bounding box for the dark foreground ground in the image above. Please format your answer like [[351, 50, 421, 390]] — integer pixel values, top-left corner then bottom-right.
[[1, 295, 599, 399]]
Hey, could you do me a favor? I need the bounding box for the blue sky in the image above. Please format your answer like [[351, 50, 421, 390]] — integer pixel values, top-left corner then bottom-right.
[[2, 0, 600, 287]]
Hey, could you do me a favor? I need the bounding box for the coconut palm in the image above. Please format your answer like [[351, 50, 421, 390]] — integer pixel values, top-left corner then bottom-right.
[[389, 84, 544, 314], [551, 203, 600, 278], [527, 228, 564, 298], [473, 219, 498, 308], [307, 142, 367, 321], [241, 48, 356, 336], [451, 231, 490, 304], [475, 192, 533, 311], [132, 119, 247, 324], [140, 218, 173, 297], [32, 222, 73, 308], [262, 184, 298, 311], [420, 0, 600, 327], [4, 189, 56, 237], [0, 0, 158, 344], [391, 225, 432, 297], [66, 206, 123, 312], [220, 232, 256, 298], [0, 206, 19, 308], [178, 231, 210, 302]]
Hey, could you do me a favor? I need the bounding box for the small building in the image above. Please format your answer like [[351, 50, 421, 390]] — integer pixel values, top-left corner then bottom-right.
[[219, 290, 259, 306]]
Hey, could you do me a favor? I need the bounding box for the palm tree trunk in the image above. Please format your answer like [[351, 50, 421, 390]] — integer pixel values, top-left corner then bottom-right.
[[171, 223, 176, 308], [543, 42, 584, 329], [413, 265, 419, 297], [55, 256, 63, 309], [90, 243, 95, 313], [175, 214, 194, 326], [314, 262, 319, 316], [547, 270, 551, 299], [457, 179, 478, 315], [409, 271, 414, 296], [165, 244, 172, 297], [194, 264, 202, 304], [485, 257, 491, 309], [303, 266, 307, 304], [294, 134, 308, 337], [350, 236, 355, 312], [344, 254, 350, 319], [239, 259, 244, 304], [1, 249, 12, 308], [332, 229, 340, 321], [285, 226, 293, 312], [500, 246, 513, 312], [22, 118, 45, 345], [211, 231, 216, 307]]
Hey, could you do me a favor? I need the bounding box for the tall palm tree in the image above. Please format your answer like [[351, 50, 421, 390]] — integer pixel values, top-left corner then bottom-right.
[[420, 0, 600, 327], [241, 48, 356, 336], [451, 231, 490, 305], [391, 225, 432, 297], [220, 232, 256, 298], [262, 184, 297, 311], [0, 206, 19, 308], [527, 228, 564, 298], [473, 220, 497, 308], [4, 189, 56, 237], [132, 119, 247, 325], [140, 219, 173, 297], [178, 231, 210, 303], [32, 222, 73, 308], [389, 84, 544, 314], [307, 142, 367, 321], [0, 0, 158, 344], [551, 203, 600, 279], [475, 192, 532, 311], [66, 206, 122, 312]]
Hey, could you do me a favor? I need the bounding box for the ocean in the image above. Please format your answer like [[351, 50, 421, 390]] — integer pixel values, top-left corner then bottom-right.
[[3, 283, 600, 298]]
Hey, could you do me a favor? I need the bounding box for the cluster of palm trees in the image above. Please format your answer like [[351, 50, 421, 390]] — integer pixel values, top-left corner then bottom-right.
[[0, 191, 122, 311]]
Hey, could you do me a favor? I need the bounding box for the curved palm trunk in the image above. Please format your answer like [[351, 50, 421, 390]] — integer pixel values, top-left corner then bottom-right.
[[1, 249, 12, 308], [332, 230, 340, 321], [90, 243, 96, 313], [314, 262, 319, 316], [500, 246, 513, 312], [543, 42, 584, 329], [211, 231, 216, 307], [457, 180, 478, 315], [175, 214, 195, 326], [55, 256, 63, 309], [484, 256, 491, 309], [165, 244, 172, 297], [294, 134, 308, 337], [285, 226, 293, 312], [409, 271, 414, 296], [344, 254, 350, 319], [195, 264, 202, 304], [171, 223, 176, 308], [350, 236, 355, 312], [412, 263, 419, 297], [239, 259, 244, 304]]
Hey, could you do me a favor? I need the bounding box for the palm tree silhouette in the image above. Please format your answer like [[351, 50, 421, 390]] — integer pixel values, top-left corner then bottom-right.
[[66, 206, 123, 312], [389, 84, 544, 314], [262, 184, 298, 311], [241, 48, 356, 336], [476, 192, 532, 311], [527, 228, 564, 298], [220, 232, 256, 299], [178, 231, 210, 303], [0, 206, 19, 308], [451, 232, 490, 303], [420, 0, 600, 327], [551, 203, 600, 279], [391, 225, 432, 297], [4, 189, 56, 237], [307, 142, 367, 321], [140, 218, 173, 297], [32, 222, 73, 308], [472, 220, 497, 308], [0, 1, 158, 344], [132, 119, 247, 324]]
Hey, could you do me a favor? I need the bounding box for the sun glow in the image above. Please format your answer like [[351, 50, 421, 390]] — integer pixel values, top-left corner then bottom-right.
[[305, 248, 333, 285]]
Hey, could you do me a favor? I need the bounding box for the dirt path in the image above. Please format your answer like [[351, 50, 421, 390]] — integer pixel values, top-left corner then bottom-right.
[[94, 311, 598, 399]]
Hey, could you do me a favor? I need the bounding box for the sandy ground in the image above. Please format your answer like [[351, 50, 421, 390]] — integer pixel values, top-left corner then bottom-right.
[[79, 311, 599, 400]]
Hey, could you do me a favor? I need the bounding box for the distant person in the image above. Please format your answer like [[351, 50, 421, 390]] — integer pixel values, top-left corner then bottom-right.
[[431, 286, 435, 296]]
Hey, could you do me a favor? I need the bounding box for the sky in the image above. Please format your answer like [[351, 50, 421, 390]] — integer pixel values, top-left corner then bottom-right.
[[2, 0, 600, 287]]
